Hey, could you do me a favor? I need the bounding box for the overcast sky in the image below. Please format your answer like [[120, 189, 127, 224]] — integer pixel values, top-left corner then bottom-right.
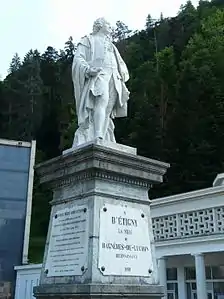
[[0, 0, 199, 79]]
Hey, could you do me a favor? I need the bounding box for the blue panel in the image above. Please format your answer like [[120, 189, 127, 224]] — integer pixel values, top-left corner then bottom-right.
[[0, 219, 24, 288], [0, 200, 26, 210], [0, 219, 24, 251], [0, 143, 31, 293], [0, 145, 30, 171], [0, 171, 29, 200]]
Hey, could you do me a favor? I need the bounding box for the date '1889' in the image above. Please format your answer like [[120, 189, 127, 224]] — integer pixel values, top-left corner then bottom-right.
[[125, 267, 131, 272]]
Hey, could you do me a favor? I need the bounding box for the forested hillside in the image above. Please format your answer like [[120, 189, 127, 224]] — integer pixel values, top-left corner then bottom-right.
[[1, 0, 224, 261]]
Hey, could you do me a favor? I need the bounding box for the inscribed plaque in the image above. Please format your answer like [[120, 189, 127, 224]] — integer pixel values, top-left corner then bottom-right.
[[45, 205, 88, 277], [98, 203, 153, 276]]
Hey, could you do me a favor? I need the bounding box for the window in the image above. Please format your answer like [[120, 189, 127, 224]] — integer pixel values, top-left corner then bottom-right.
[[167, 283, 178, 291], [212, 266, 224, 279], [185, 267, 196, 280], [167, 282, 178, 299], [206, 266, 212, 279], [167, 268, 177, 281], [214, 282, 224, 295], [186, 283, 197, 299], [186, 266, 212, 280]]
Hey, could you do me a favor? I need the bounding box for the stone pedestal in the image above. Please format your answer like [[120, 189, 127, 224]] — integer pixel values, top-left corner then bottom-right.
[[33, 141, 169, 299]]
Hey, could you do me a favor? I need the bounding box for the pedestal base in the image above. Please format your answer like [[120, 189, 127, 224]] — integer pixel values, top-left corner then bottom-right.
[[62, 138, 137, 156], [34, 142, 169, 299], [34, 283, 164, 299]]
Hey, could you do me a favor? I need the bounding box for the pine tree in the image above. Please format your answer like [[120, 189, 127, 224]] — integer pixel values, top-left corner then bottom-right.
[[145, 14, 155, 29], [112, 21, 132, 42], [8, 53, 21, 73], [64, 36, 76, 61]]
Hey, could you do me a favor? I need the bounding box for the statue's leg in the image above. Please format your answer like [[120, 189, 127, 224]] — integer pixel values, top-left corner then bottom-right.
[[103, 76, 118, 141], [93, 76, 110, 139], [107, 76, 118, 114]]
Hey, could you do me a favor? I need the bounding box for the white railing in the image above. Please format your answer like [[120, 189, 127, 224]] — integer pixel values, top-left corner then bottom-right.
[[152, 206, 224, 241], [151, 184, 224, 242]]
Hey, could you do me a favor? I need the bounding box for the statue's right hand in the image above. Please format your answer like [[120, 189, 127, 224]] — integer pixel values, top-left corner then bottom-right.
[[88, 67, 102, 77]]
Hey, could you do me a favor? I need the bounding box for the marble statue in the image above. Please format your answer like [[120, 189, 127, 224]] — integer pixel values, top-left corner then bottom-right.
[[71, 17, 130, 147]]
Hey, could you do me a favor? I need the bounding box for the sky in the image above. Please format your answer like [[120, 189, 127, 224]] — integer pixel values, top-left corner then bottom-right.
[[0, 0, 199, 79]]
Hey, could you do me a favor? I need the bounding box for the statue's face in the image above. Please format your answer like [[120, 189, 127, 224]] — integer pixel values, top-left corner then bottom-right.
[[100, 20, 112, 35]]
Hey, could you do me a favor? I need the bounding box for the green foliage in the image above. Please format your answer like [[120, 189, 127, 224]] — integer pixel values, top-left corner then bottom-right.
[[9, 53, 21, 73], [28, 149, 52, 262], [1, 0, 224, 261], [60, 105, 77, 150], [172, 8, 224, 192], [112, 21, 132, 42]]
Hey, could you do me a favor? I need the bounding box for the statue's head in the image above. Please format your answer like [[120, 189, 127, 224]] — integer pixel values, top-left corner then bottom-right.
[[92, 17, 112, 35]]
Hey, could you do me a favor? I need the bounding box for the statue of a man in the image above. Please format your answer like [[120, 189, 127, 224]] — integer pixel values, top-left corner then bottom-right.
[[71, 17, 130, 147]]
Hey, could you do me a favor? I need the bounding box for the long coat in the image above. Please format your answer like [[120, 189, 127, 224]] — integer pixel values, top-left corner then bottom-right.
[[72, 34, 130, 129]]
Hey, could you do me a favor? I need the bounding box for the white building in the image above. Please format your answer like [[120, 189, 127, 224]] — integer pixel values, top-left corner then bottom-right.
[[151, 173, 224, 299], [14, 174, 224, 299]]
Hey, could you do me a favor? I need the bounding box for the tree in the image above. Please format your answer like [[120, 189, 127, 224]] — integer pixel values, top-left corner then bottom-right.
[[112, 20, 132, 42], [145, 14, 155, 30], [36, 46, 62, 158], [21, 50, 44, 139], [64, 36, 76, 61], [8, 53, 21, 73], [171, 9, 224, 193], [2, 50, 44, 141]]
